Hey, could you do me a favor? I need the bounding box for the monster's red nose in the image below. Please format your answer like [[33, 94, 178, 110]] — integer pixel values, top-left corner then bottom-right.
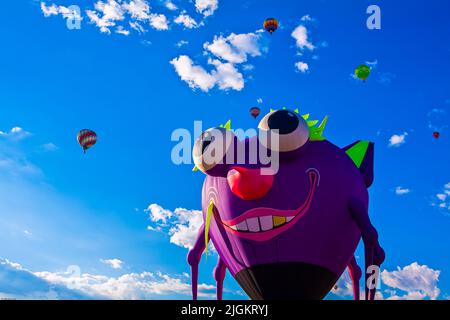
[[227, 167, 274, 201]]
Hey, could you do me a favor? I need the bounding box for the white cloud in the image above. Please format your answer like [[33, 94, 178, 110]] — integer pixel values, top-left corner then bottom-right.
[[295, 61, 309, 73], [36, 269, 215, 299], [395, 186, 411, 196], [115, 25, 130, 35], [41, 2, 59, 16], [330, 271, 354, 298], [86, 1, 125, 34], [0, 127, 32, 141], [0, 258, 215, 299], [300, 14, 313, 22], [195, 0, 218, 17], [204, 32, 263, 64], [86, 1, 169, 34], [291, 25, 315, 51], [140, 39, 152, 46], [149, 13, 169, 30], [130, 21, 146, 33], [165, 1, 178, 11], [0, 258, 89, 299], [242, 64, 254, 71], [146, 203, 204, 249], [170, 55, 217, 92], [41, 0, 219, 37], [332, 262, 442, 300], [176, 40, 189, 47], [122, 0, 150, 21], [432, 182, 450, 211], [40, 2, 82, 21], [381, 262, 441, 300], [257, 98, 263, 104], [174, 13, 199, 29], [366, 59, 378, 68], [170, 55, 245, 92], [171, 30, 265, 92], [388, 132, 408, 147], [209, 59, 244, 91], [100, 258, 123, 269], [146, 203, 173, 224]]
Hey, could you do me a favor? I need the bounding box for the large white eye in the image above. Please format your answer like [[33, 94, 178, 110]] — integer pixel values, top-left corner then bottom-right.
[[193, 127, 235, 173], [258, 110, 309, 152]]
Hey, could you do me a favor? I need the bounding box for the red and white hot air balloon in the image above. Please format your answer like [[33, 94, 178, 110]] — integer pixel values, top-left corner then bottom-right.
[[77, 129, 97, 153]]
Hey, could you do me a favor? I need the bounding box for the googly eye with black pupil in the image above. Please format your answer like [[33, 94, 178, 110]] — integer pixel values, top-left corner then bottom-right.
[[193, 127, 235, 173], [258, 109, 310, 152]]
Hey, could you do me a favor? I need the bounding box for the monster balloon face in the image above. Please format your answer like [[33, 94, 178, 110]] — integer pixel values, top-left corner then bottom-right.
[[188, 109, 385, 300]]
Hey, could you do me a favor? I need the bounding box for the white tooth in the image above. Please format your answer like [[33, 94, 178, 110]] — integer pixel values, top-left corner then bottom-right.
[[229, 225, 237, 230], [259, 216, 273, 231], [236, 220, 248, 231], [247, 217, 260, 232], [286, 216, 295, 222]]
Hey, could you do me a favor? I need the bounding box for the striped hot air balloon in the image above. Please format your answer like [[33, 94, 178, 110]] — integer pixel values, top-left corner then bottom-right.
[[264, 18, 279, 35], [77, 129, 97, 153]]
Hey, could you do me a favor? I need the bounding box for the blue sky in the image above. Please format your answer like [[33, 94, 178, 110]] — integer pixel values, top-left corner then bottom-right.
[[0, 0, 449, 299]]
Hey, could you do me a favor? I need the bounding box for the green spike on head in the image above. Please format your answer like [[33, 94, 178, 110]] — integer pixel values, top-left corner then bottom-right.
[[309, 115, 328, 141]]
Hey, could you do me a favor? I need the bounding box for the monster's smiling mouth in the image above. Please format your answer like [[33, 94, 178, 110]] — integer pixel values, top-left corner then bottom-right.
[[216, 169, 319, 242]]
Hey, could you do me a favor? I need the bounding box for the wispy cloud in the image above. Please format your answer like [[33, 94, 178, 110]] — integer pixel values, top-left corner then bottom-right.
[[40, 2, 82, 21], [378, 72, 396, 85], [427, 108, 447, 132], [174, 13, 199, 29], [175, 40, 189, 48], [300, 14, 313, 22], [432, 182, 450, 212], [40, 0, 219, 36], [100, 258, 123, 269], [395, 186, 411, 196]]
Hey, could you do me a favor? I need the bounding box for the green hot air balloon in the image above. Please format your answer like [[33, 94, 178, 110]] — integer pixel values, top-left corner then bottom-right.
[[355, 64, 371, 82]]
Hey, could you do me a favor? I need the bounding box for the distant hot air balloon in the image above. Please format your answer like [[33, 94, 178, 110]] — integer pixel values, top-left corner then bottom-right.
[[355, 64, 371, 81], [250, 107, 261, 119], [433, 131, 440, 139], [264, 18, 279, 35], [77, 129, 97, 153]]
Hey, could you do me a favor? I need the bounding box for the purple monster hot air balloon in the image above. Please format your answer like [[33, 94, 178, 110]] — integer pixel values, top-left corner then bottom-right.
[[189, 109, 385, 300]]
